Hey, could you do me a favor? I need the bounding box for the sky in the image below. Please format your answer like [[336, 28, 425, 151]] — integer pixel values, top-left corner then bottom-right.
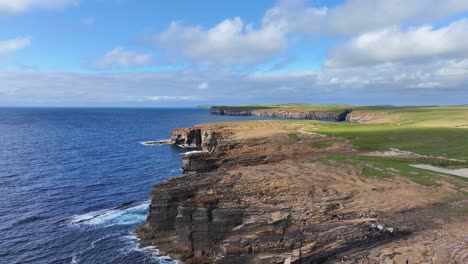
[[0, 0, 468, 107]]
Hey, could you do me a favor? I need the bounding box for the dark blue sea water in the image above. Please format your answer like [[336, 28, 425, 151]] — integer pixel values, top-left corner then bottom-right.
[[0, 108, 268, 264]]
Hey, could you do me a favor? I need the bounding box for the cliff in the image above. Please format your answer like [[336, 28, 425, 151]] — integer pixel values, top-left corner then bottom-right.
[[210, 106, 352, 122], [136, 121, 467, 263]]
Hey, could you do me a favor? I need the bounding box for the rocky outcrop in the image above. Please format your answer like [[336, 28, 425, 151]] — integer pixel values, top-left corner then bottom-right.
[[136, 123, 425, 263], [345, 112, 389, 123], [211, 106, 352, 121], [172, 127, 286, 174], [171, 127, 234, 152], [171, 128, 203, 148]]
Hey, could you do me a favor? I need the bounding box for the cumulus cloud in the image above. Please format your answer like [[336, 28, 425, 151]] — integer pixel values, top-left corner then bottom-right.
[[0, 0, 78, 14], [262, 0, 327, 35], [326, 19, 468, 67], [1, 57, 467, 107], [92, 47, 152, 70], [327, 0, 468, 35], [150, 0, 468, 69], [264, 0, 468, 36], [156, 16, 288, 65], [0, 37, 31, 54], [2, 0, 468, 107]]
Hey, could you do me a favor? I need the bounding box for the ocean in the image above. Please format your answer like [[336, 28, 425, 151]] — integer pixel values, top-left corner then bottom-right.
[[0, 108, 267, 264]]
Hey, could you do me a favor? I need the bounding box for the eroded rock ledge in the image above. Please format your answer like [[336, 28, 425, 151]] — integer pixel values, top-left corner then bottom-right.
[[211, 106, 352, 122], [137, 121, 468, 264]]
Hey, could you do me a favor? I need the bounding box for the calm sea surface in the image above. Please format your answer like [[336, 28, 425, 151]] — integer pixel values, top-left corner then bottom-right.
[[0, 108, 268, 264]]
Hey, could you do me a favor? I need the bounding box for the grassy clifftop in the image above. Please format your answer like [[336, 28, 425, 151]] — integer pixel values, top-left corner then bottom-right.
[[348, 105, 468, 127], [272, 105, 468, 187], [273, 104, 467, 160], [215, 104, 468, 127], [213, 104, 468, 184]]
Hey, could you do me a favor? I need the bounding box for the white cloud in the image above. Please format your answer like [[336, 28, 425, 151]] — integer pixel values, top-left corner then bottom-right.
[[92, 47, 152, 70], [264, 0, 468, 36], [197, 82, 209, 90], [151, 0, 468, 69], [0, 37, 31, 54], [2, 57, 467, 107], [81, 16, 94, 26], [326, 19, 468, 67], [437, 59, 468, 77], [145, 96, 200, 101], [262, 0, 327, 35], [156, 16, 288, 65], [408, 82, 442, 89], [0, 0, 78, 14], [327, 0, 468, 35]]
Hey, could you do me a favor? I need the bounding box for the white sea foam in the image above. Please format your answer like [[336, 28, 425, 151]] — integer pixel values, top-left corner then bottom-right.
[[70, 233, 118, 264], [70, 202, 150, 227], [122, 234, 179, 264], [180, 150, 207, 155], [140, 139, 171, 146]]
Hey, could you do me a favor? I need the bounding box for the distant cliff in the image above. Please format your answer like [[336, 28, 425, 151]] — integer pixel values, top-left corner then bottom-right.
[[211, 106, 352, 121]]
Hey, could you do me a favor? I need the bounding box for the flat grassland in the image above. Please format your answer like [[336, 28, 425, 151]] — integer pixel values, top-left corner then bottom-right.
[[274, 105, 468, 188]]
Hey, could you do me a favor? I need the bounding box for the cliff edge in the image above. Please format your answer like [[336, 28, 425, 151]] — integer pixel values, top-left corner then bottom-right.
[[137, 121, 468, 263], [210, 106, 352, 122]]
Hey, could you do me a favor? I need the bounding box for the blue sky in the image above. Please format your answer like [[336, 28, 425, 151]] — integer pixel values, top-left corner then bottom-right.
[[1, 0, 468, 106]]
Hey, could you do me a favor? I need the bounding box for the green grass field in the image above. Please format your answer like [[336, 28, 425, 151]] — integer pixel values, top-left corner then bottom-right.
[[226, 104, 468, 127], [278, 105, 468, 161], [349, 105, 468, 127], [278, 105, 468, 188], [314, 123, 468, 161]]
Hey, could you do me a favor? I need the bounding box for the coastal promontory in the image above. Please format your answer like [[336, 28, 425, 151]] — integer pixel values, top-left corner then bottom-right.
[[137, 105, 468, 263]]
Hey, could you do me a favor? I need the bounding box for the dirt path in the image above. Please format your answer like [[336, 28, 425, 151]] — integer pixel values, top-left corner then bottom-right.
[[411, 164, 468, 178]]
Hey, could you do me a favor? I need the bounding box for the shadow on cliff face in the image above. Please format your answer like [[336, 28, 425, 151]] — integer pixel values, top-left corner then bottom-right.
[[211, 106, 354, 122], [338, 109, 353, 122]]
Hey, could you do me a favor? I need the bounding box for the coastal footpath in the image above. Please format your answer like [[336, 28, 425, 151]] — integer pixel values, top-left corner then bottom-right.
[[137, 108, 468, 263]]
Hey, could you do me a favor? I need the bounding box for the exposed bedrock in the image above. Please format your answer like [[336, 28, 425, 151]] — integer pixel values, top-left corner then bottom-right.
[[137, 167, 408, 263], [172, 127, 286, 174], [210, 106, 352, 122], [136, 124, 425, 263], [171, 127, 233, 151]]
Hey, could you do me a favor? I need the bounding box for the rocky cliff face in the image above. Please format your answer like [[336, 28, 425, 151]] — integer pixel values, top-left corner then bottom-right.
[[211, 106, 352, 122], [345, 112, 387, 123], [135, 122, 456, 263]]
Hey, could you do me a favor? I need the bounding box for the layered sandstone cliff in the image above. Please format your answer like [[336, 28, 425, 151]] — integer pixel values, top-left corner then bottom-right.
[[211, 106, 352, 122], [137, 121, 468, 263]]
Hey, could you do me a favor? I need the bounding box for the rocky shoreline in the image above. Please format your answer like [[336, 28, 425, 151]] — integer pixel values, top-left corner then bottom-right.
[[136, 121, 467, 263]]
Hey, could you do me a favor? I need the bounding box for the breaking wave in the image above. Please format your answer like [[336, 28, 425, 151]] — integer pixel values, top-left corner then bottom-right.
[[121, 234, 179, 264], [181, 150, 207, 155], [139, 139, 171, 146], [70, 201, 150, 227]]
